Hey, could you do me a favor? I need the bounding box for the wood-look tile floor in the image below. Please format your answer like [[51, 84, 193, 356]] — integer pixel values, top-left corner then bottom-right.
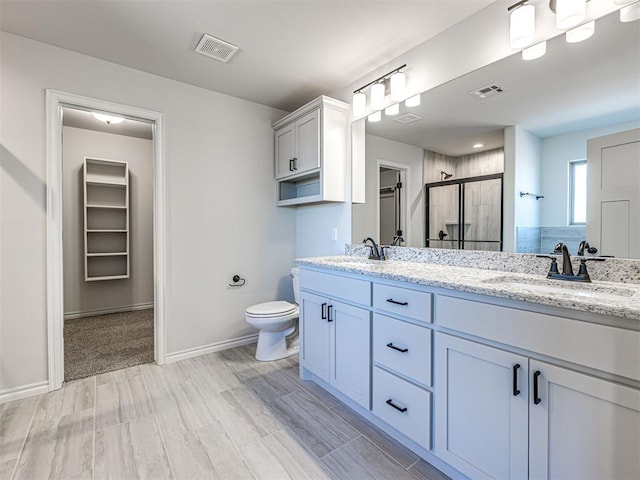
[[0, 344, 451, 480]]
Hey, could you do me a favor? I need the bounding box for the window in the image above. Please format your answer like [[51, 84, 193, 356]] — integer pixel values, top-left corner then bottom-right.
[[569, 160, 587, 225]]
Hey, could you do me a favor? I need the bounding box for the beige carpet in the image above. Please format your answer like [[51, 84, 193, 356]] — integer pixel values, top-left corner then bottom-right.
[[64, 309, 154, 381]]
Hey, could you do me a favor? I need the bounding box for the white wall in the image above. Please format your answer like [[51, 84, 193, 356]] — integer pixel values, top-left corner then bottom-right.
[[0, 32, 295, 394], [62, 126, 153, 316], [504, 126, 542, 252], [352, 134, 424, 247], [540, 120, 640, 227]]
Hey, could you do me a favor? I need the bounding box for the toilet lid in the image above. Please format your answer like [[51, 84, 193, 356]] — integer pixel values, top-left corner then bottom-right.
[[246, 301, 297, 317]]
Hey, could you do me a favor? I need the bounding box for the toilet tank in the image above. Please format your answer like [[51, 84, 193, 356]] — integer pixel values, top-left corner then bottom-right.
[[291, 267, 300, 304]]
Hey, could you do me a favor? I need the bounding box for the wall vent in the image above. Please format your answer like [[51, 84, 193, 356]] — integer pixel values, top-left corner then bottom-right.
[[469, 84, 505, 99], [194, 34, 239, 63], [392, 113, 423, 124]]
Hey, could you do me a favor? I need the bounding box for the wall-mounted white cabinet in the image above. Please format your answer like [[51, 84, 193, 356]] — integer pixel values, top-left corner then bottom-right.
[[83, 157, 130, 281], [273, 96, 348, 206]]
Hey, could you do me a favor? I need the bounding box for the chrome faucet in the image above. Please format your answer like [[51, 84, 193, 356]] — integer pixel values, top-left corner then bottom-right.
[[362, 237, 385, 260]]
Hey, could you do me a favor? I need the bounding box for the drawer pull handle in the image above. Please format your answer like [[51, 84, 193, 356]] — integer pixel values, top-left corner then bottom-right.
[[386, 298, 408, 306], [321, 303, 327, 320], [327, 304, 333, 322], [386, 399, 408, 413], [386, 343, 408, 353], [533, 370, 542, 405], [513, 364, 521, 396]]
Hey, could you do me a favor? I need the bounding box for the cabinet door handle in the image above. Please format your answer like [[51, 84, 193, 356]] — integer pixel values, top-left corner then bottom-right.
[[327, 304, 333, 322], [513, 364, 521, 396], [386, 342, 408, 353], [533, 370, 542, 405], [289, 158, 294, 171], [292, 157, 298, 170], [386, 298, 408, 306], [321, 303, 327, 320], [386, 399, 408, 413]]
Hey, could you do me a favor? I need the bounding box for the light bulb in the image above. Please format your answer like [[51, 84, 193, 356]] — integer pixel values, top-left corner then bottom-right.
[[352, 92, 366, 117], [566, 20, 594, 43], [556, 0, 586, 29], [510, 4, 535, 49], [390, 72, 406, 102], [522, 40, 547, 60], [384, 104, 399, 116], [405, 94, 421, 107], [370, 83, 385, 111], [620, 2, 640, 22], [368, 111, 381, 122]]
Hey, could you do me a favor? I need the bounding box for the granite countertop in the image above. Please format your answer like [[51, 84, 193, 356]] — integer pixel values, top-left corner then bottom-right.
[[296, 256, 640, 321]]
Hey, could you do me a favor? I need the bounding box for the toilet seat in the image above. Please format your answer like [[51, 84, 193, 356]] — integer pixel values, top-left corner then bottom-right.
[[246, 301, 297, 318]]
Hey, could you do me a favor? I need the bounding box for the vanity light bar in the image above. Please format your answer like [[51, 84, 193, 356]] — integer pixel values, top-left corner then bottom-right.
[[352, 64, 407, 117]]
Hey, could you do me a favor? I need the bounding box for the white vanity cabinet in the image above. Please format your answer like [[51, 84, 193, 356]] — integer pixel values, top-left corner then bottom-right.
[[435, 297, 640, 480], [273, 96, 348, 206], [299, 270, 372, 408]]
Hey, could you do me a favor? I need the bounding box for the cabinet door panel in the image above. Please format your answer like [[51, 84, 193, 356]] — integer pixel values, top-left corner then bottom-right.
[[529, 360, 640, 480], [435, 333, 528, 480], [295, 109, 320, 173], [300, 292, 330, 383], [275, 124, 295, 179], [330, 300, 371, 409]]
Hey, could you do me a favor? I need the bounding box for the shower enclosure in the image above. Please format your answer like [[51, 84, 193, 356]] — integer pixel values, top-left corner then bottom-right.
[[425, 173, 503, 251]]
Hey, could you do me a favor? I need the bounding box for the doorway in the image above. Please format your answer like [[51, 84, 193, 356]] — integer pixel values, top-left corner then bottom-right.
[[46, 90, 166, 391], [378, 162, 408, 246], [61, 106, 155, 381]]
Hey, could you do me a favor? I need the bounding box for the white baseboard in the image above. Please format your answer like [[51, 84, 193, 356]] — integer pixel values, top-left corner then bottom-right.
[[64, 302, 154, 320], [165, 334, 259, 364], [0, 380, 49, 405]]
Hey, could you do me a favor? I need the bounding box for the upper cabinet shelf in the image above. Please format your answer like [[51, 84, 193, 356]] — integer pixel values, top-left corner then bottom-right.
[[273, 96, 349, 206]]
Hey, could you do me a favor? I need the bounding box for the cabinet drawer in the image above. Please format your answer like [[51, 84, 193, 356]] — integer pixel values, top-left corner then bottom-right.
[[372, 366, 431, 450], [300, 269, 371, 306], [373, 314, 432, 386], [373, 283, 431, 322], [436, 295, 640, 382]]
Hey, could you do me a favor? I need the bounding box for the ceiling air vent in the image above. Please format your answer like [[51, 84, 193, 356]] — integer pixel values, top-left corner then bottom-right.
[[194, 34, 239, 63], [392, 113, 423, 125], [469, 84, 505, 99]]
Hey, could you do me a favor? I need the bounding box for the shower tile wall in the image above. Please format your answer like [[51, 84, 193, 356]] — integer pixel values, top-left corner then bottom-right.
[[423, 148, 504, 183], [540, 226, 586, 255], [516, 226, 542, 254]]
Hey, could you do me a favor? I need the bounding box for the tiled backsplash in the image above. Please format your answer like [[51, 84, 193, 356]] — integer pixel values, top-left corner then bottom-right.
[[345, 244, 640, 285]]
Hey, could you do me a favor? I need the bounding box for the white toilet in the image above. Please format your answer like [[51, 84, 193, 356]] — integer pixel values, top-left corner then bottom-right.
[[245, 267, 300, 361]]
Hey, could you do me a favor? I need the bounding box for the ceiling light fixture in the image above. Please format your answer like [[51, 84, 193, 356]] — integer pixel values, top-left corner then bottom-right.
[[522, 40, 547, 60], [566, 20, 595, 42], [92, 113, 124, 125], [473, 143, 485, 149], [620, 1, 640, 22], [405, 94, 421, 108], [352, 64, 407, 117], [384, 104, 400, 116], [509, 1, 536, 49]]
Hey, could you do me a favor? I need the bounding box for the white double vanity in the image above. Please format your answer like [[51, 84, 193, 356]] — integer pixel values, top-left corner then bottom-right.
[[296, 249, 640, 480]]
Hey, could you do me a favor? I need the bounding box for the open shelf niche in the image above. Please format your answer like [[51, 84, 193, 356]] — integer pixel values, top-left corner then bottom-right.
[[83, 157, 130, 281]]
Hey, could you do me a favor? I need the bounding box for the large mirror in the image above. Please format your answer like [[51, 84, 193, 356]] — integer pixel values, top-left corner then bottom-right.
[[352, 9, 640, 257]]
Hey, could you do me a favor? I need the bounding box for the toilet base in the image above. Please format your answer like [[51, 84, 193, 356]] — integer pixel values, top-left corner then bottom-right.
[[255, 330, 299, 362]]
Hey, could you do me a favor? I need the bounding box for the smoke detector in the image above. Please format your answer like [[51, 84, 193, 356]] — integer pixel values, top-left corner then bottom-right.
[[194, 34, 239, 63], [469, 84, 505, 99], [392, 113, 423, 125]]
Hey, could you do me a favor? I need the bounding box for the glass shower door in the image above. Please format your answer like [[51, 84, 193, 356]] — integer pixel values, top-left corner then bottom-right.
[[427, 184, 460, 249], [462, 178, 503, 251]]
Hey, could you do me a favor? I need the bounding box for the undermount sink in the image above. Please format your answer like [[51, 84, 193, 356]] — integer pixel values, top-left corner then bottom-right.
[[486, 275, 636, 301]]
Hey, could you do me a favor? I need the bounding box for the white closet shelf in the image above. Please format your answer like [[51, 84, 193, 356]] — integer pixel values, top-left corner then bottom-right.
[[86, 275, 129, 282], [85, 204, 127, 209], [87, 252, 128, 257], [86, 180, 127, 187], [86, 229, 127, 233]]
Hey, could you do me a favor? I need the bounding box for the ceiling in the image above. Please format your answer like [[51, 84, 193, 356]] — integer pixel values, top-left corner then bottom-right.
[[365, 9, 640, 157], [0, 0, 494, 112]]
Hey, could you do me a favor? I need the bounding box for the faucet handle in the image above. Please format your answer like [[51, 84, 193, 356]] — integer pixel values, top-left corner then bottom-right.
[[536, 255, 559, 275]]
